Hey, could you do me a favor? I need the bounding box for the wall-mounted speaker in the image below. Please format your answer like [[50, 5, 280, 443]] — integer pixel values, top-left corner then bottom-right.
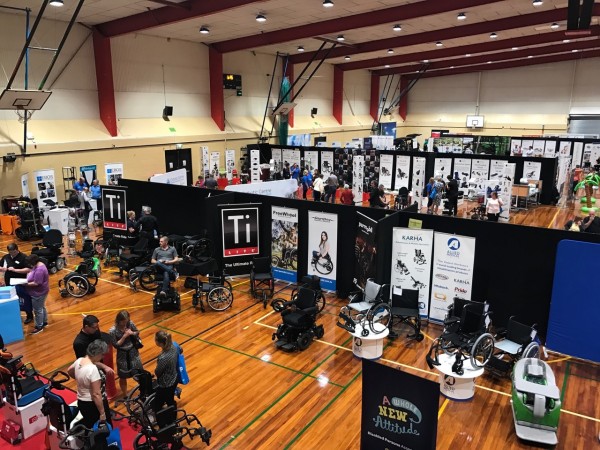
[[163, 106, 173, 116], [311, 107, 318, 117]]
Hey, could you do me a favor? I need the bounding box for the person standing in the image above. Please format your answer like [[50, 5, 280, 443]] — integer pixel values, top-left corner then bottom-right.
[[109, 310, 143, 398], [312, 173, 325, 202], [73, 176, 89, 192], [194, 175, 205, 187], [204, 174, 218, 189], [446, 174, 459, 217], [432, 177, 445, 215], [425, 178, 436, 214], [291, 163, 300, 182], [152, 331, 179, 427], [324, 173, 338, 203], [23, 254, 49, 334], [151, 236, 180, 297], [282, 162, 291, 180], [90, 179, 102, 213], [339, 184, 355, 205], [486, 191, 503, 222], [0, 243, 33, 324], [135, 206, 159, 245], [301, 170, 311, 200]]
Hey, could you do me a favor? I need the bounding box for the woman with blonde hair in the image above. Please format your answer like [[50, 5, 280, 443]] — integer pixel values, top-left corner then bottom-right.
[[108, 310, 143, 397]]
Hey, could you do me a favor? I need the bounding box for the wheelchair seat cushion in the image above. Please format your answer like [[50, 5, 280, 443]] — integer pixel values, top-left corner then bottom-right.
[[283, 312, 314, 328], [391, 307, 420, 318], [252, 273, 273, 281]]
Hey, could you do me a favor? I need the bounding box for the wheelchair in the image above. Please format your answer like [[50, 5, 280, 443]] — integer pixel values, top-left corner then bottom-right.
[[181, 233, 213, 260], [271, 287, 325, 352], [31, 229, 66, 273], [58, 240, 101, 299], [13, 199, 45, 241], [179, 259, 233, 312], [336, 279, 392, 338], [426, 297, 495, 376], [389, 287, 424, 342], [394, 187, 409, 210], [250, 256, 274, 308], [57, 424, 111, 450], [486, 316, 541, 377], [413, 249, 426, 265], [290, 275, 325, 313], [41, 371, 80, 450], [116, 237, 151, 277]]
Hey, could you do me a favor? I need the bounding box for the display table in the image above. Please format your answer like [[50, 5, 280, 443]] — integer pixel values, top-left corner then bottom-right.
[[0, 296, 24, 344], [0, 214, 19, 235], [3, 396, 48, 440], [434, 353, 484, 401], [349, 323, 389, 360]]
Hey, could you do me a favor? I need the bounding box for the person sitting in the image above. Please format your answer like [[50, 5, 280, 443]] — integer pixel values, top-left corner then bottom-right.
[[339, 184, 355, 205], [151, 236, 180, 297], [568, 217, 582, 232], [581, 209, 600, 233]]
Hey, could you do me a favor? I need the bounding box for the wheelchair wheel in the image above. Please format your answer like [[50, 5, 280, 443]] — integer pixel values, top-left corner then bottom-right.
[[315, 293, 326, 313], [296, 332, 312, 350], [290, 249, 298, 270], [66, 275, 90, 298], [55, 257, 66, 271], [86, 272, 99, 287], [207, 286, 233, 311], [470, 333, 495, 369], [271, 255, 281, 267], [367, 303, 392, 335], [139, 267, 158, 291], [314, 258, 333, 275], [522, 341, 541, 359]]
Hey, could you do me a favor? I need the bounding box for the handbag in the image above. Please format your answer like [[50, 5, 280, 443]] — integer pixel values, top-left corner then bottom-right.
[[92, 422, 122, 449], [130, 334, 143, 349], [173, 342, 189, 385]]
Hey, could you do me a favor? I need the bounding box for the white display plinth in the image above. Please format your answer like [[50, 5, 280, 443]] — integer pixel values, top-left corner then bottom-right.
[[434, 353, 484, 401], [4, 396, 48, 440], [349, 323, 389, 360]]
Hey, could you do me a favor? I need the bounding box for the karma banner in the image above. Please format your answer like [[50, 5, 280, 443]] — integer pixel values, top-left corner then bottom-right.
[[104, 163, 123, 186], [523, 161, 542, 181], [390, 228, 434, 317], [34, 169, 57, 206], [354, 212, 377, 289], [394, 155, 410, 191], [271, 206, 298, 283], [307, 211, 338, 291], [220, 204, 260, 275], [430, 232, 476, 322], [378, 154, 394, 189]]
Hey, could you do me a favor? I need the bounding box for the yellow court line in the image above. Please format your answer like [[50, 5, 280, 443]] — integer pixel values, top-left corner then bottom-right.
[[547, 208, 561, 229], [421, 331, 435, 342], [546, 356, 572, 364], [51, 304, 153, 315], [231, 280, 249, 288], [438, 398, 450, 419], [561, 408, 600, 423]]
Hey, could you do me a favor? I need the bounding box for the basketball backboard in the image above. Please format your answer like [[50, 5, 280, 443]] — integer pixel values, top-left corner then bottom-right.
[[272, 102, 297, 116], [0, 89, 52, 110]]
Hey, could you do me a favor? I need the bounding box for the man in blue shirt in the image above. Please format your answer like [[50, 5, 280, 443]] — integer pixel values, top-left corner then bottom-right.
[[90, 179, 102, 211], [73, 176, 88, 192], [291, 163, 300, 182]]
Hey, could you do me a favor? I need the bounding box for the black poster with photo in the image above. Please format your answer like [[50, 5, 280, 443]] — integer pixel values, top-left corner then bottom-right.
[[361, 359, 439, 450], [102, 187, 127, 230], [354, 212, 377, 289], [219, 204, 260, 275]]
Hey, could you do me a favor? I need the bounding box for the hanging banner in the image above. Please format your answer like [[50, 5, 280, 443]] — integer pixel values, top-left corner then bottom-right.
[[352, 155, 365, 202], [489, 160, 506, 179], [21, 173, 29, 198], [471, 159, 490, 180], [271, 206, 298, 283], [220, 204, 260, 275], [304, 150, 319, 172], [556, 155, 571, 201], [378, 154, 394, 189], [250, 149, 261, 183], [498, 163, 515, 223], [201, 146, 210, 177], [572, 142, 584, 168], [558, 141, 572, 157], [225, 150, 235, 180], [102, 187, 127, 230], [361, 359, 438, 450], [430, 232, 476, 322], [510, 139, 523, 156], [390, 228, 433, 318], [226, 179, 297, 198], [79, 165, 97, 185], [34, 169, 57, 206], [321, 151, 334, 178], [453, 158, 471, 189], [523, 161, 542, 180], [105, 163, 123, 186], [307, 211, 338, 291], [521, 139, 534, 157], [412, 156, 426, 208], [354, 212, 377, 289], [532, 140, 545, 157], [433, 157, 452, 180], [149, 168, 187, 186], [271, 148, 283, 176], [394, 155, 410, 191], [282, 149, 301, 168], [210, 152, 220, 177], [544, 141, 557, 158]]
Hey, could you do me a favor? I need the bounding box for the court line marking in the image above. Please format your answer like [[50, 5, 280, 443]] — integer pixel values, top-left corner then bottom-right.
[[438, 398, 450, 419], [50, 304, 153, 315], [547, 208, 561, 229], [546, 356, 571, 364]]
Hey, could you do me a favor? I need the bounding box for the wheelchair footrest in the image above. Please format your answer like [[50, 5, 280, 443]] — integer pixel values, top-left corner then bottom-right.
[[487, 356, 512, 374], [274, 340, 296, 352]]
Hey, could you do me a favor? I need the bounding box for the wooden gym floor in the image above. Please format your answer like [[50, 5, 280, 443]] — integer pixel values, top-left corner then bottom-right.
[[1, 201, 598, 449]]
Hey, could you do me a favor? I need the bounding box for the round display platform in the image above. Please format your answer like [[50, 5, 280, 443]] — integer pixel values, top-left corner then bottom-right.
[[349, 323, 390, 360], [434, 353, 484, 401]]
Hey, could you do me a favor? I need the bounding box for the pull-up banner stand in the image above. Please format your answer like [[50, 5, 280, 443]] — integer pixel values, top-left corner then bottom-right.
[[219, 203, 261, 275], [102, 187, 127, 231]]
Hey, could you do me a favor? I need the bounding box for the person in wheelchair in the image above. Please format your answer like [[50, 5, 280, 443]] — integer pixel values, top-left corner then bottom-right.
[[151, 236, 180, 297], [312, 231, 331, 264]]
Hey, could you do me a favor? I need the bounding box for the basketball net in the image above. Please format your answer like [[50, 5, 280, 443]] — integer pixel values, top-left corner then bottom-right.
[[15, 107, 34, 123]]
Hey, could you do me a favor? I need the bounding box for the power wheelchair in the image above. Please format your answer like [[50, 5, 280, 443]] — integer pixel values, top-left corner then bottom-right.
[[12, 199, 45, 241], [336, 279, 392, 338], [486, 316, 540, 377], [290, 275, 326, 313], [116, 237, 151, 277], [426, 297, 495, 376], [31, 229, 66, 273], [271, 287, 325, 352]]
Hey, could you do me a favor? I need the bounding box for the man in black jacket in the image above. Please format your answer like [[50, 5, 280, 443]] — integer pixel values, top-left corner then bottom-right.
[[446, 175, 459, 216], [0, 243, 33, 324], [135, 206, 159, 246]]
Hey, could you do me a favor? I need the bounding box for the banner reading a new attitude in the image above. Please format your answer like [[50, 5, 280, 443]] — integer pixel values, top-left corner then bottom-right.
[[307, 211, 338, 290], [430, 232, 476, 322], [271, 206, 298, 283]]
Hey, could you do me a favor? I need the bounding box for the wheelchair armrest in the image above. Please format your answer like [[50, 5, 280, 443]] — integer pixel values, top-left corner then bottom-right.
[[494, 327, 507, 339], [444, 317, 460, 326], [303, 306, 318, 316]]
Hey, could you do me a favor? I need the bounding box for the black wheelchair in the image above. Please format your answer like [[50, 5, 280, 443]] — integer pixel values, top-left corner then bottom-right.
[[57, 258, 100, 298], [271, 287, 325, 352], [31, 229, 66, 273], [486, 316, 540, 377], [290, 275, 325, 313], [250, 256, 274, 308], [426, 297, 495, 375], [117, 237, 151, 277], [181, 233, 213, 260], [13, 199, 45, 241], [179, 259, 234, 313]]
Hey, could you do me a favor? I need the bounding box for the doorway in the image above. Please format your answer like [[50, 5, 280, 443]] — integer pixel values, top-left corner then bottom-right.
[[165, 148, 192, 186]]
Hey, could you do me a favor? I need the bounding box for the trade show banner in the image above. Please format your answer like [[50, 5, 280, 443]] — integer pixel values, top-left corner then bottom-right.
[[544, 141, 557, 158], [307, 211, 338, 291], [105, 163, 123, 186], [21, 173, 29, 198], [34, 169, 57, 206], [320, 151, 334, 178], [271, 147, 282, 176], [361, 359, 438, 450], [354, 212, 377, 289], [102, 187, 127, 230], [572, 142, 583, 168], [510, 139, 522, 156], [390, 228, 433, 318], [149, 168, 187, 186], [304, 150, 319, 172], [210, 152, 220, 177], [523, 161, 541, 180], [471, 159, 490, 180], [220, 204, 260, 275], [250, 149, 261, 183], [489, 160, 506, 179], [453, 158, 471, 185], [583, 142, 600, 166], [412, 157, 426, 208], [556, 155, 571, 200], [521, 139, 534, 157], [225, 149, 235, 180], [352, 155, 365, 201], [378, 154, 394, 189], [433, 157, 452, 179], [201, 146, 209, 177], [271, 206, 298, 283], [394, 155, 410, 191], [430, 232, 476, 322], [558, 141, 571, 156], [498, 163, 515, 223], [532, 140, 545, 157], [282, 149, 301, 168], [79, 165, 97, 185], [225, 179, 298, 198]]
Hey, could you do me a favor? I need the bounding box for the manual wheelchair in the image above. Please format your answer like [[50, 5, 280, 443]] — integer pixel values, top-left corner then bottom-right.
[[271, 287, 324, 352], [336, 279, 392, 338], [177, 259, 233, 312], [426, 297, 495, 376], [58, 240, 101, 298]]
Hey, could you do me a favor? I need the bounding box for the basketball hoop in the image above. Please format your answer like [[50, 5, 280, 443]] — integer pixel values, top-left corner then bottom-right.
[[15, 108, 34, 123]]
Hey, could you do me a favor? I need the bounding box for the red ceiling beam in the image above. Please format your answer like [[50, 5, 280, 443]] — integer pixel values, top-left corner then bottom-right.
[[333, 66, 343, 125], [95, 0, 262, 38], [92, 29, 117, 137], [375, 39, 600, 76], [340, 27, 600, 71], [209, 47, 225, 131], [398, 77, 409, 122], [404, 48, 600, 80], [290, 5, 600, 64], [213, 0, 502, 54]]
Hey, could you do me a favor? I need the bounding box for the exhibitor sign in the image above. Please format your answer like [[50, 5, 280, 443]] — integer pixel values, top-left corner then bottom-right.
[[361, 359, 438, 450], [221, 206, 259, 257], [102, 187, 127, 230]]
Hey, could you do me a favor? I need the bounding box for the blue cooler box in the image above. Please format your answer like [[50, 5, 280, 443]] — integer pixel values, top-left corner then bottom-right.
[[0, 297, 24, 344], [0, 286, 17, 299]]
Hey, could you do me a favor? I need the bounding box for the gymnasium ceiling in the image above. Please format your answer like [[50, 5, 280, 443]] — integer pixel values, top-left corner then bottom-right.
[[1, 0, 599, 78]]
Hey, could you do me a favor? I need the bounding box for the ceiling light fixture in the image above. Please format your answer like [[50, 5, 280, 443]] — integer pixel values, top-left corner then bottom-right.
[[550, 22, 559, 29], [563, 39, 571, 43], [465, 53, 471, 57], [450, 66, 455, 69], [256, 13, 266, 22], [423, 59, 429, 63], [528, 55, 533, 58], [384, 64, 390, 68], [387, 48, 394, 54], [572, 49, 578, 52], [323, 0, 334, 7], [457, 12, 467, 20], [344, 55, 351, 60], [487, 61, 492, 64], [512, 47, 519, 50], [199, 26, 210, 34], [49, 0, 63, 6], [336, 35, 345, 41], [435, 41, 443, 47], [490, 32, 498, 39], [297, 46, 304, 52], [532, 0, 543, 6], [393, 24, 402, 31]]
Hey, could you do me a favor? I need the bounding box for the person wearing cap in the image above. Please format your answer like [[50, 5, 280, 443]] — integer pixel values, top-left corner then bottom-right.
[[231, 169, 241, 185]]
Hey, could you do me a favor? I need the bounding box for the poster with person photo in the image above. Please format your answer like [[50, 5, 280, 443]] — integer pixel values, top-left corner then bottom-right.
[[271, 206, 298, 283], [510, 139, 522, 156], [320, 151, 334, 178], [105, 163, 123, 186], [307, 211, 338, 290]]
